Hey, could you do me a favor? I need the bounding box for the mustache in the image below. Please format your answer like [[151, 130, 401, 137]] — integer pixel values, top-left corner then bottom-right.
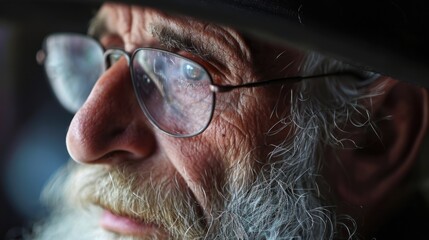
[[62, 162, 206, 239]]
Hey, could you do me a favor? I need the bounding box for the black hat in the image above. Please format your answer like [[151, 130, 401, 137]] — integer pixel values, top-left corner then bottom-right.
[[134, 0, 429, 87], [2, 0, 428, 86]]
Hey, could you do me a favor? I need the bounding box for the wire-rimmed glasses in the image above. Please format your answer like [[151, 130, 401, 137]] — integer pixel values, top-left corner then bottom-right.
[[37, 33, 362, 137]]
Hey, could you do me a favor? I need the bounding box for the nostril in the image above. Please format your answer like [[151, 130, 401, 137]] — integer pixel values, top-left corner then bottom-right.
[[66, 108, 158, 164], [98, 150, 143, 164]]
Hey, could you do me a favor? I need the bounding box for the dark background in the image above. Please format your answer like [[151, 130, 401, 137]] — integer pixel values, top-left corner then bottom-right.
[[1, 1, 429, 239], [0, 2, 100, 238]]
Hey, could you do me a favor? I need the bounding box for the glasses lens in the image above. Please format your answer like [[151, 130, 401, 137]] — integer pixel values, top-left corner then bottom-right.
[[44, 34, 104, 112], [132, 49, 214, 137]]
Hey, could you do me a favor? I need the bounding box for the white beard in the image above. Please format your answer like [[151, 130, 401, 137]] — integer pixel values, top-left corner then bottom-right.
[[31, 156, 333, 240], [31, 53, 374, 240], [30, 112, 337, 240]]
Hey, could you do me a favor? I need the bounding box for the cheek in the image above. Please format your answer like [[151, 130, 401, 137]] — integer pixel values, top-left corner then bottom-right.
[[158, 135, 225, 192], [212, 87, 294, 165], [155, 86, 293, 207], [157, 93, 267, 185]]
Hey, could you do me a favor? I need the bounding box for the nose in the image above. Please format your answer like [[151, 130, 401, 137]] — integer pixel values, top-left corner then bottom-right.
[[66, 58, 157, 164]]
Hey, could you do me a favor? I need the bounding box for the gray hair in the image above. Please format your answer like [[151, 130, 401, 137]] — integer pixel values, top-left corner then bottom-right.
[[205, 52, 381, 240], [29, 51, 382, 240]]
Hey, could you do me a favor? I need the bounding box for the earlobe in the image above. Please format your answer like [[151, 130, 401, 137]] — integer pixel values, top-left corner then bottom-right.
[[325, 77, 429, 208]]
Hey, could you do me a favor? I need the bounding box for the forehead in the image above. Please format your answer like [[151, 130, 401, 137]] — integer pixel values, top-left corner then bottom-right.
[[92, 3, 249, 55], [91, 3, 304, 81]]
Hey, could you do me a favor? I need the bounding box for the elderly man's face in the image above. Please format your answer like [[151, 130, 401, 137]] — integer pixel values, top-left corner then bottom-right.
[[53, 3, 304, 239], [31, 1, 429, 239]]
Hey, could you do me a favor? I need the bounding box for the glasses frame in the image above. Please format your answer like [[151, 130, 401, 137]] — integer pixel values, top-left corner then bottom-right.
[[107, 47, 217, 138], [37, 33, 366, 138]]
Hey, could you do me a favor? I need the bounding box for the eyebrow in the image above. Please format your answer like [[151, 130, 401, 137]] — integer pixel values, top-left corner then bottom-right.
[[88, 14, 228, 69], [150, 23, 227, 68]]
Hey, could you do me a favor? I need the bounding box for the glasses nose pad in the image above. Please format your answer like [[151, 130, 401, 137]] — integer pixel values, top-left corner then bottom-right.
[[104, 49, 130, 69]]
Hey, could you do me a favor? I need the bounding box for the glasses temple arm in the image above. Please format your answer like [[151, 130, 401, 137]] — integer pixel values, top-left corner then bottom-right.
[[209, 71, 365, 93]]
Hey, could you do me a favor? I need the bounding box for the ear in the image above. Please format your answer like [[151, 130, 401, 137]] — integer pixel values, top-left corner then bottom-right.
[[324, 77, 429, 209]]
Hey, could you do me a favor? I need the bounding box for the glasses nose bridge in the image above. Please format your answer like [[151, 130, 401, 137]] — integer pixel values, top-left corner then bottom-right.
[[104, 49, 132, 69]]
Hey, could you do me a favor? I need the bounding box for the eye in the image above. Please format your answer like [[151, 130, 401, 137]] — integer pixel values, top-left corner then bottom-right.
[[183, 63, 204, 81]]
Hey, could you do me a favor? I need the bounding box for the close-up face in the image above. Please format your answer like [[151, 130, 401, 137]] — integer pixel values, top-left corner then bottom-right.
[[8, 1, 427, 240], [45, 2, 305, 239]]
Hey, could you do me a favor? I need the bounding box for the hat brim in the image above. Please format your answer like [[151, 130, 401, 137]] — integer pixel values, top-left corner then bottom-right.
[[2, 0, 428, 87]]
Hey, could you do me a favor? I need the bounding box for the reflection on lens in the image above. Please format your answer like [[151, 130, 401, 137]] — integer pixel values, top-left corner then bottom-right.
[[44, 34, 104, 112], [132, 49, 214, 137]]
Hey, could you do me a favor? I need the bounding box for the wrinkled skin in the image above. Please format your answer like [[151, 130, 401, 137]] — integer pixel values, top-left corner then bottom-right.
[[65, 3, 303, 238]]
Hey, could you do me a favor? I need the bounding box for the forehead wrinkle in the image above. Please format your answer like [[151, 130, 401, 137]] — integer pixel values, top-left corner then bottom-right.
[[89, 4, 161, 50], [205, 24, 253, 73], [128, 6, 164, 50], [87, 4, 120, 38], [101, 3, 133, 39]]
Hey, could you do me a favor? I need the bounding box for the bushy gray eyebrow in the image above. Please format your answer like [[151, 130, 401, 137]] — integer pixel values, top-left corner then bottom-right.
[[150, 24, 225, 66], [87, 13, 229, 74]]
